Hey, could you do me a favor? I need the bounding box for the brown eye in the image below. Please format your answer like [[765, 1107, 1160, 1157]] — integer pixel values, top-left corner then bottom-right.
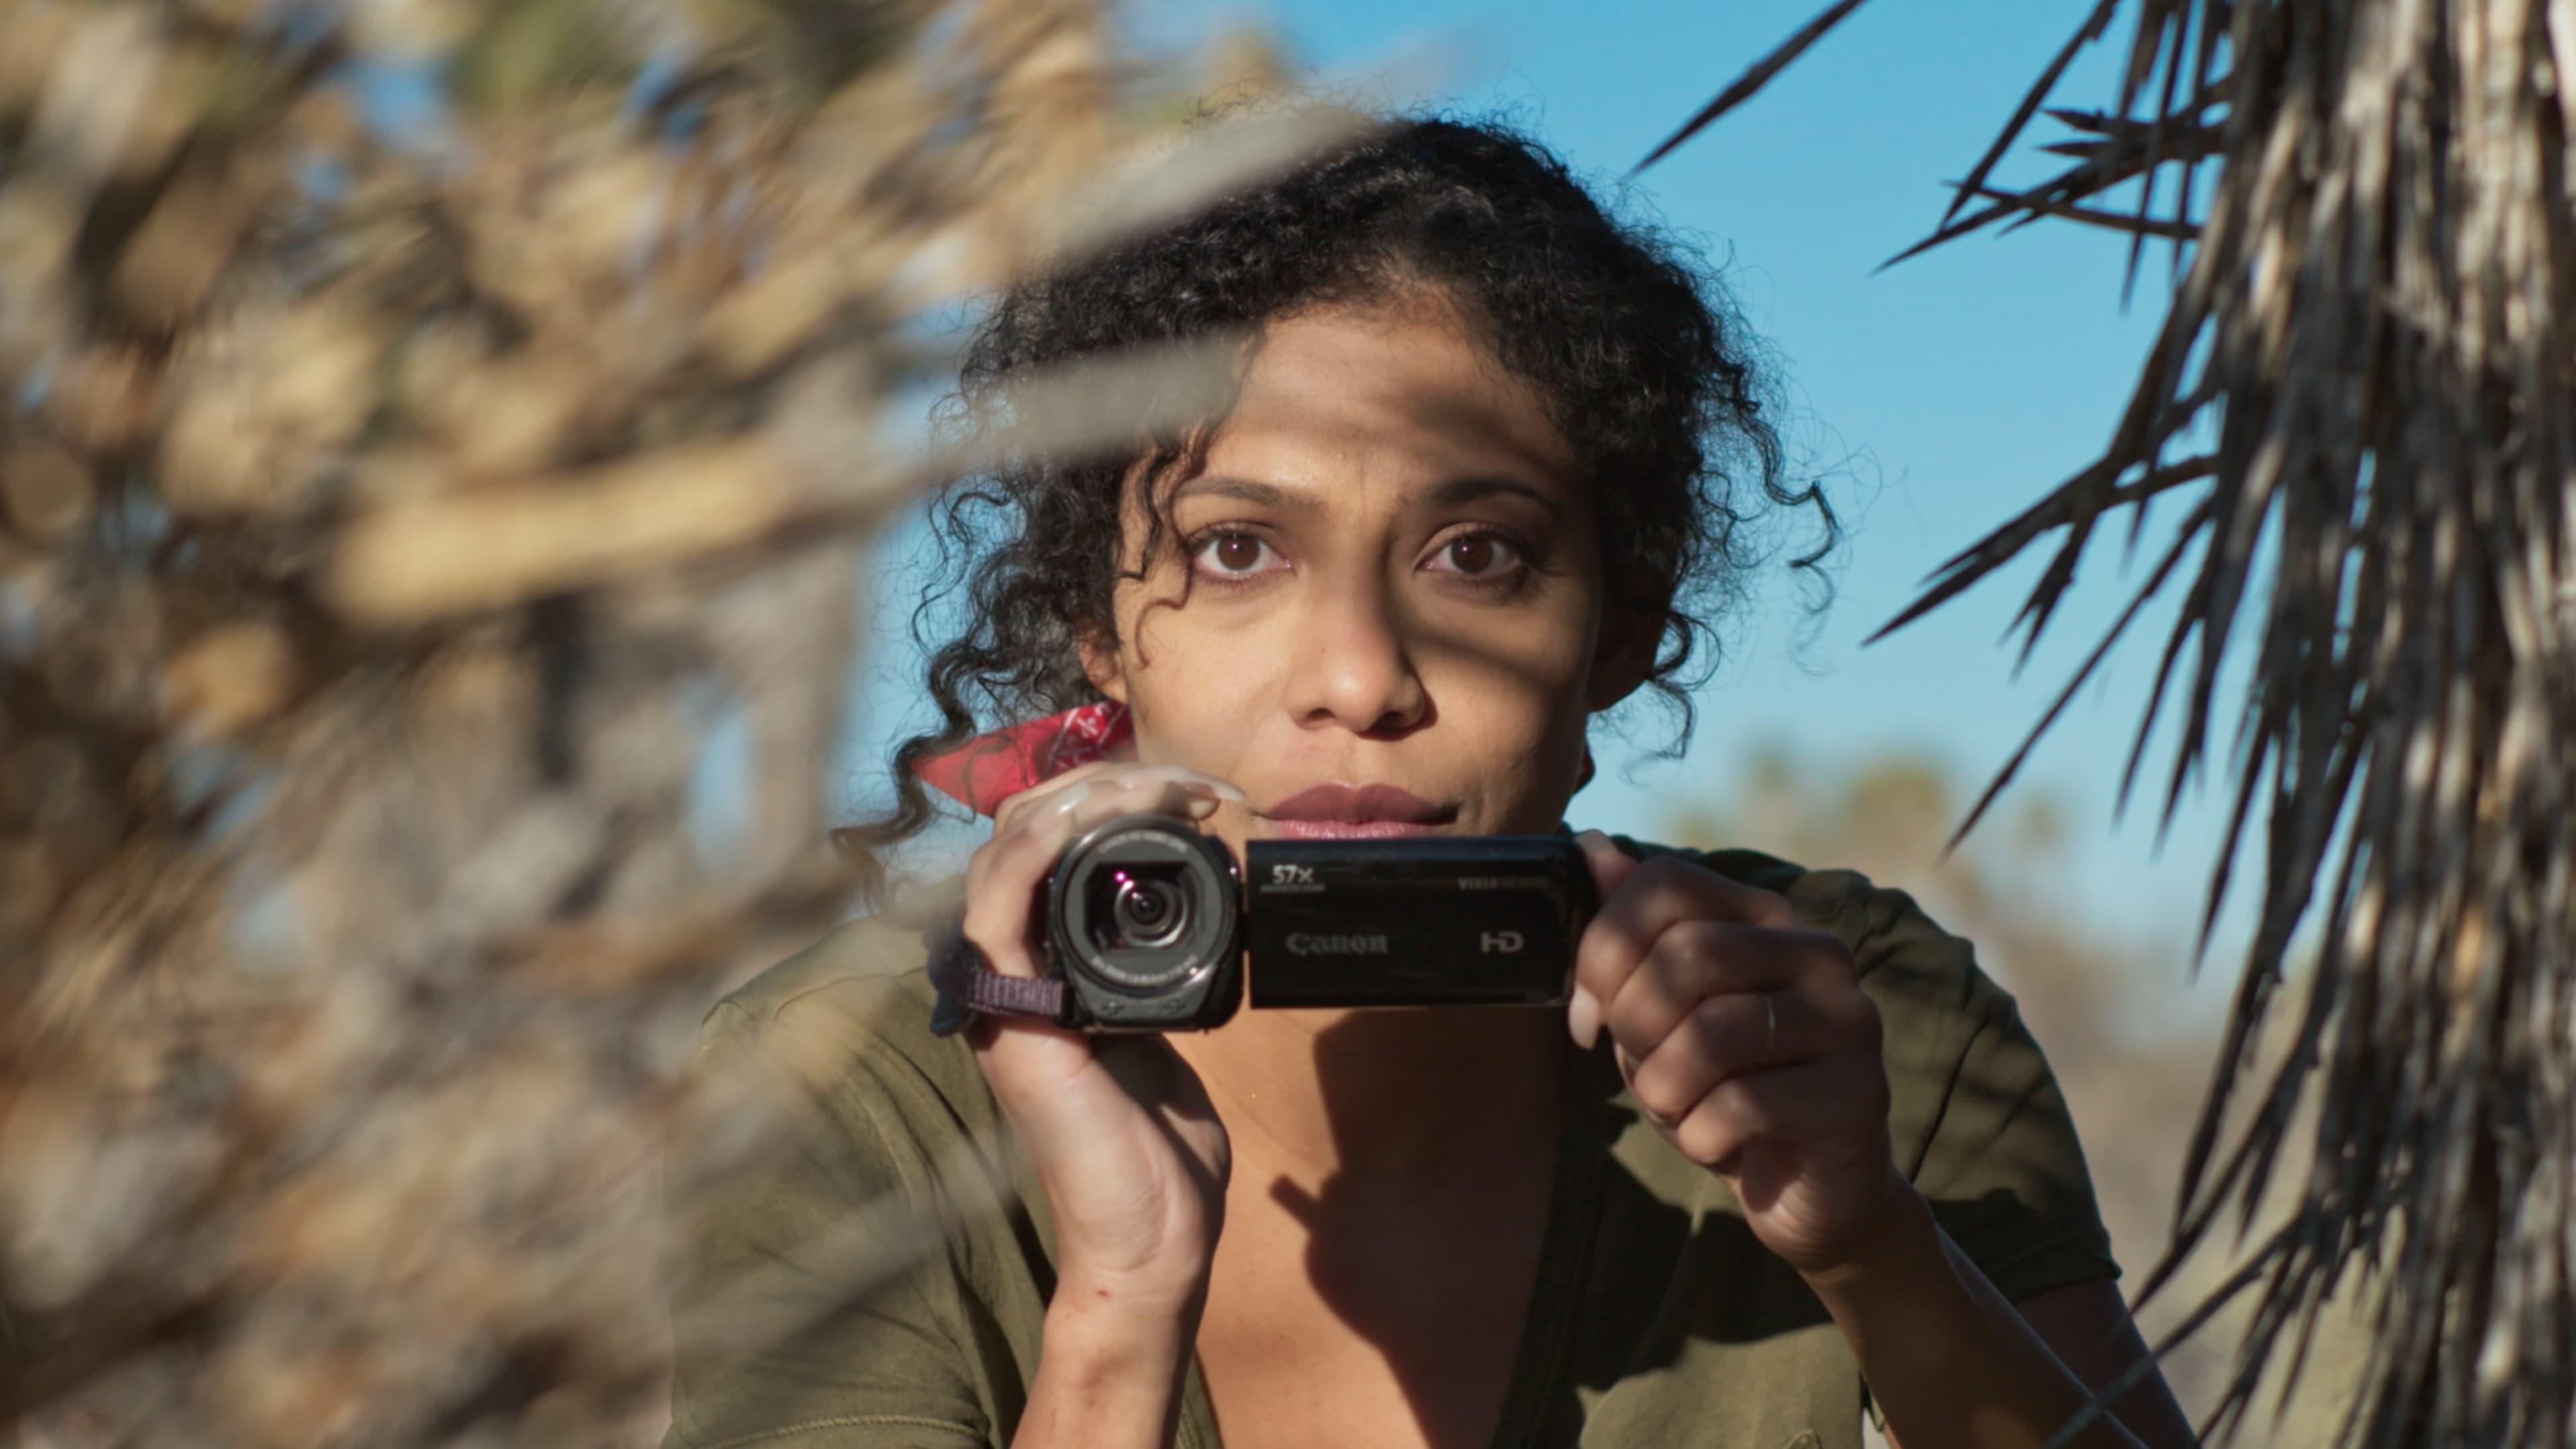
[[1191, 530, 1279, 580], [1430, 531, 1523, 580], [1447, 535, 1498, 574]]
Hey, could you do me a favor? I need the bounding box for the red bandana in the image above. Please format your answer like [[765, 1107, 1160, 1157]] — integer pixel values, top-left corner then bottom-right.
[[916, 701, 1136, 816]]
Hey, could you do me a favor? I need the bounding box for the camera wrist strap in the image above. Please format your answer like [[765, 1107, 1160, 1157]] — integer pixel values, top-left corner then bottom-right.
[[924, 917, 1069, 1035]]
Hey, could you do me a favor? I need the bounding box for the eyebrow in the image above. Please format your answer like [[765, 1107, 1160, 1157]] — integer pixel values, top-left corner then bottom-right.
[[1169, 476, 1319, 513], [1171, 474, 1566, 519], [1420, 475, 1566, 519]]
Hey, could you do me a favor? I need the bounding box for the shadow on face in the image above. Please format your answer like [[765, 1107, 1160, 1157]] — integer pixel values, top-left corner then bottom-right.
[[1080, 290, 1658, 854]]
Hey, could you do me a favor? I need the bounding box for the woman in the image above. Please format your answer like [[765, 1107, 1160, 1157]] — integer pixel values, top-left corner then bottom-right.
[[663, 116, 2198, 1449]]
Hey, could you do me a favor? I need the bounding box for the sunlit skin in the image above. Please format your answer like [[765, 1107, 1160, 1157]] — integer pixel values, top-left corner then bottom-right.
[[968, 289, 2198, 1449], [1054, 290, 1657, 1449], [1075, 292, 1654, 1199], [1100, 304, 1619, 847]]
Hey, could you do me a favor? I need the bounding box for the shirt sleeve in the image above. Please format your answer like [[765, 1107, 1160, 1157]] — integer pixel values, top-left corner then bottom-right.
[[661, 996, 994, 1449], [1846, 880, 2123, 1305]]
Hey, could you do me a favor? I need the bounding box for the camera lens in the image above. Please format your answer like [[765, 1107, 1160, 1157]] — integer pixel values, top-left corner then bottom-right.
[[1048, 815, 1242, 1020], [1110, 870, 1191, 948]]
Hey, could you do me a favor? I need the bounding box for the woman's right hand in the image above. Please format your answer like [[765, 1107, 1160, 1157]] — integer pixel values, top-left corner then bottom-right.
[[959, 761, 1243, 1316]]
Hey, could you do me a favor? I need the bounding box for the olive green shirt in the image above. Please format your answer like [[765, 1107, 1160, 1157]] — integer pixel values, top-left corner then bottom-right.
[[661, 835, 2119, 1449]]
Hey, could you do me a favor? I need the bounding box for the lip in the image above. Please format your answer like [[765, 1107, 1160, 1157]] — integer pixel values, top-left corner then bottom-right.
[[1267, 818, 1444, 841], [1258, 784, 1455, 830]]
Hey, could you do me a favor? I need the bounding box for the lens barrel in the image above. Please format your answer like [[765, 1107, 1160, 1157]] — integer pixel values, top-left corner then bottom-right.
[[1109, 871, 1191, 947], [1045, 816, 1243, 1030]]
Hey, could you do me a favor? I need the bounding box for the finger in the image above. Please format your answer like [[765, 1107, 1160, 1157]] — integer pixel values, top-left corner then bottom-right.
[[993, 761, 1243, 835], [981, 774, 1231, 918], [1667, 1057, 1871, 1171], [989, 759, 1120, 837], [965, 773, 1238, 977], [965, 772, 1244, 1089], [1620, 986, 1812, 1122], [1598, 921, 1815, 1064], [1573, 853, 1799, 1040], [1565, 831, 1636, 1048], [1573, 828, 1641, 903]]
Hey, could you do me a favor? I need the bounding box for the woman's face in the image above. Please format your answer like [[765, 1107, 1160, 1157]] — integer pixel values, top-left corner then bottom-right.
[[1081, 292, 1651, 851]]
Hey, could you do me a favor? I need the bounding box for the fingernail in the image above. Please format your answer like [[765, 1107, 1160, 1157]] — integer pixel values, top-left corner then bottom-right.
[[1568, 984, 1601, 1051], [1183, 793, 1222, 819]]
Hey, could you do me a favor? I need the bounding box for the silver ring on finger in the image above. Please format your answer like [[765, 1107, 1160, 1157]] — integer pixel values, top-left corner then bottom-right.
[[1757, 989, 1778, 1069]]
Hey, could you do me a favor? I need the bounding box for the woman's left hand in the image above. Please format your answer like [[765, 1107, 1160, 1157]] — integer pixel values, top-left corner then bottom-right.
[[1570, 831, 1908, 1279]]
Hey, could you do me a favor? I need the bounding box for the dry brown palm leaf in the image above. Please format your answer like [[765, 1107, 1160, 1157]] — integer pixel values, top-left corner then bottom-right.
[[1642, 4, 2575, 1448]]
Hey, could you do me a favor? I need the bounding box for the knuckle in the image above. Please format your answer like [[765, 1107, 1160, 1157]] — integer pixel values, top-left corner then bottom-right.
[[1710, 1077, 1760, 1124], [1686, 992, 1746, 1048], [1807, 981, 1878, 1051], [993, 762, 1108, 824], [1577, 924, 1643, 994], [1666, 918, 1727, 967], [1631, 856, 1695, 896], [1850, 994, 1885, 1051], [1664, 922, 1750, 994], [1631, 1067, 1700, 1124], [975, 830, 1041, 888], [1631, 930, 1706, 1008], [1697, 1081, 1768, 1147], [1599, 915, 1654, 965], [990, 785, 1046, 831], [963, 855, 1030, 921], [1673, 1112, 1735, 1167], [1794, 926, 1856, 975], [1627, 938, 1690, 989]]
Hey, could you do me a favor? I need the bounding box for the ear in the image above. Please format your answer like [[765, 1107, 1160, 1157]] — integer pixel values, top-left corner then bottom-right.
[[1585, 603, 1660, 712], [1077, 621, 1129, 705]]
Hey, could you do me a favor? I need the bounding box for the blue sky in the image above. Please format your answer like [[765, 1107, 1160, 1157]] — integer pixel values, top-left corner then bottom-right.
[[840, 0, 2271, 1004]]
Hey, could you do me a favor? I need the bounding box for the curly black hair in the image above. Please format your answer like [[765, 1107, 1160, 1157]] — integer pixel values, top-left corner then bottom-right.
[[837, 111, 1839, 897]]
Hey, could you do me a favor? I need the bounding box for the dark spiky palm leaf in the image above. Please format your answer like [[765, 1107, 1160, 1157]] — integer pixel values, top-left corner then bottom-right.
[[1641, 4, 2573, 1447]]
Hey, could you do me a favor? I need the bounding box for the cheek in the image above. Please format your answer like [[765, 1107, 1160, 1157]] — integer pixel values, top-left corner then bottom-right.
[[1415, 600, 1603, 775], [1110, 564, 1605, 769], [1450, 637, 1588, 721], [1114, 604, 1269, 744], [1450, 591, 1600, 695]]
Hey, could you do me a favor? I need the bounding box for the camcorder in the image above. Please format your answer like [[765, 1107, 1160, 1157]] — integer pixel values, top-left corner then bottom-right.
[[927, 815, 1599, 1033]]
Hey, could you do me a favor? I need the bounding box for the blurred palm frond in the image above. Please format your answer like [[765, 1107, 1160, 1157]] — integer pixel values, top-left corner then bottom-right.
[[0, 1, 1340, 1442], [1643, 5, 2575, 1448]]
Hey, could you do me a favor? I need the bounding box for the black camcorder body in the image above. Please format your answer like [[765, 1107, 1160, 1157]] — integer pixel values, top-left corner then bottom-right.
[[1035, 814, 1599, 1032]]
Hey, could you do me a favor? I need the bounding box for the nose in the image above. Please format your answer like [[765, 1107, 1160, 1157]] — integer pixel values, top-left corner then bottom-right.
[[1284, 571, 1429, 737]]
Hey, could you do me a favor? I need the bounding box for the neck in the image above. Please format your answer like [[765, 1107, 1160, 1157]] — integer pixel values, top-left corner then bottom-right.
[[1170, 1003, 1570, 1208]]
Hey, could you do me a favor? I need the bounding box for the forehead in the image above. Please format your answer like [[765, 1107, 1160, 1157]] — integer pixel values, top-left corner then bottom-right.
[[1183, 296, 1580, 504]]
